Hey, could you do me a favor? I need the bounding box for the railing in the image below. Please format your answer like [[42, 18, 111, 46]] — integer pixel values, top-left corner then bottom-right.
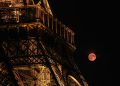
[[0, 5, 75, 47]]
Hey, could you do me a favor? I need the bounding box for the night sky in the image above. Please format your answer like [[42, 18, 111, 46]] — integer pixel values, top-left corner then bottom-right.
[[48, 1, 113, 86]]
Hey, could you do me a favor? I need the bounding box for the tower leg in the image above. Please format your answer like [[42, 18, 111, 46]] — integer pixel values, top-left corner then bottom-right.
[[0, 42, 19, 86]]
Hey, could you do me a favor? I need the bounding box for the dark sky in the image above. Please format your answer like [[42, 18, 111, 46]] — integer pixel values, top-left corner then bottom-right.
[[48, 1, 113, 86]]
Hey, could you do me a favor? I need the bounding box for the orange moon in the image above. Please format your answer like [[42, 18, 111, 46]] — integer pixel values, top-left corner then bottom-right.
[[88, 52, 96, 61]]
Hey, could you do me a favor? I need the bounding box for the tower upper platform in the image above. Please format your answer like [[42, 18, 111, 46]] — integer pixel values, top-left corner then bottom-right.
[[0, 0, 76, 50]]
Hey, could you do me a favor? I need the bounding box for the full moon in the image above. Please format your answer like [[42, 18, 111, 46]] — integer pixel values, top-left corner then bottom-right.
[[88, 52, 96, 61]]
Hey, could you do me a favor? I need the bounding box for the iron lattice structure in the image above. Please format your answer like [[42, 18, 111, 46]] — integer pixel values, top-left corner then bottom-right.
[[0, 0, 88, 86]]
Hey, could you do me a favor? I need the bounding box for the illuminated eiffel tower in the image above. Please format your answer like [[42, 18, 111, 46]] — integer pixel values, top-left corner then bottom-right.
[[0, 0, 88, 86]]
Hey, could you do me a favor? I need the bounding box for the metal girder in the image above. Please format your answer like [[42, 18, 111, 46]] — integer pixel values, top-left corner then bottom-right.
[[0, 25, 87, 86], [0, 45, 19, 86], [0, 1, 88, 86], [0, 35, 66, 86]]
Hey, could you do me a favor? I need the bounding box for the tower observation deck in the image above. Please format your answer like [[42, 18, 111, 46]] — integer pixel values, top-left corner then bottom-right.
[[0, 0, 88, 86]]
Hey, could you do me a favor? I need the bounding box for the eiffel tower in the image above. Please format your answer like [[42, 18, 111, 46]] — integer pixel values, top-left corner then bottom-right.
[[0, 0, 88, 86]]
